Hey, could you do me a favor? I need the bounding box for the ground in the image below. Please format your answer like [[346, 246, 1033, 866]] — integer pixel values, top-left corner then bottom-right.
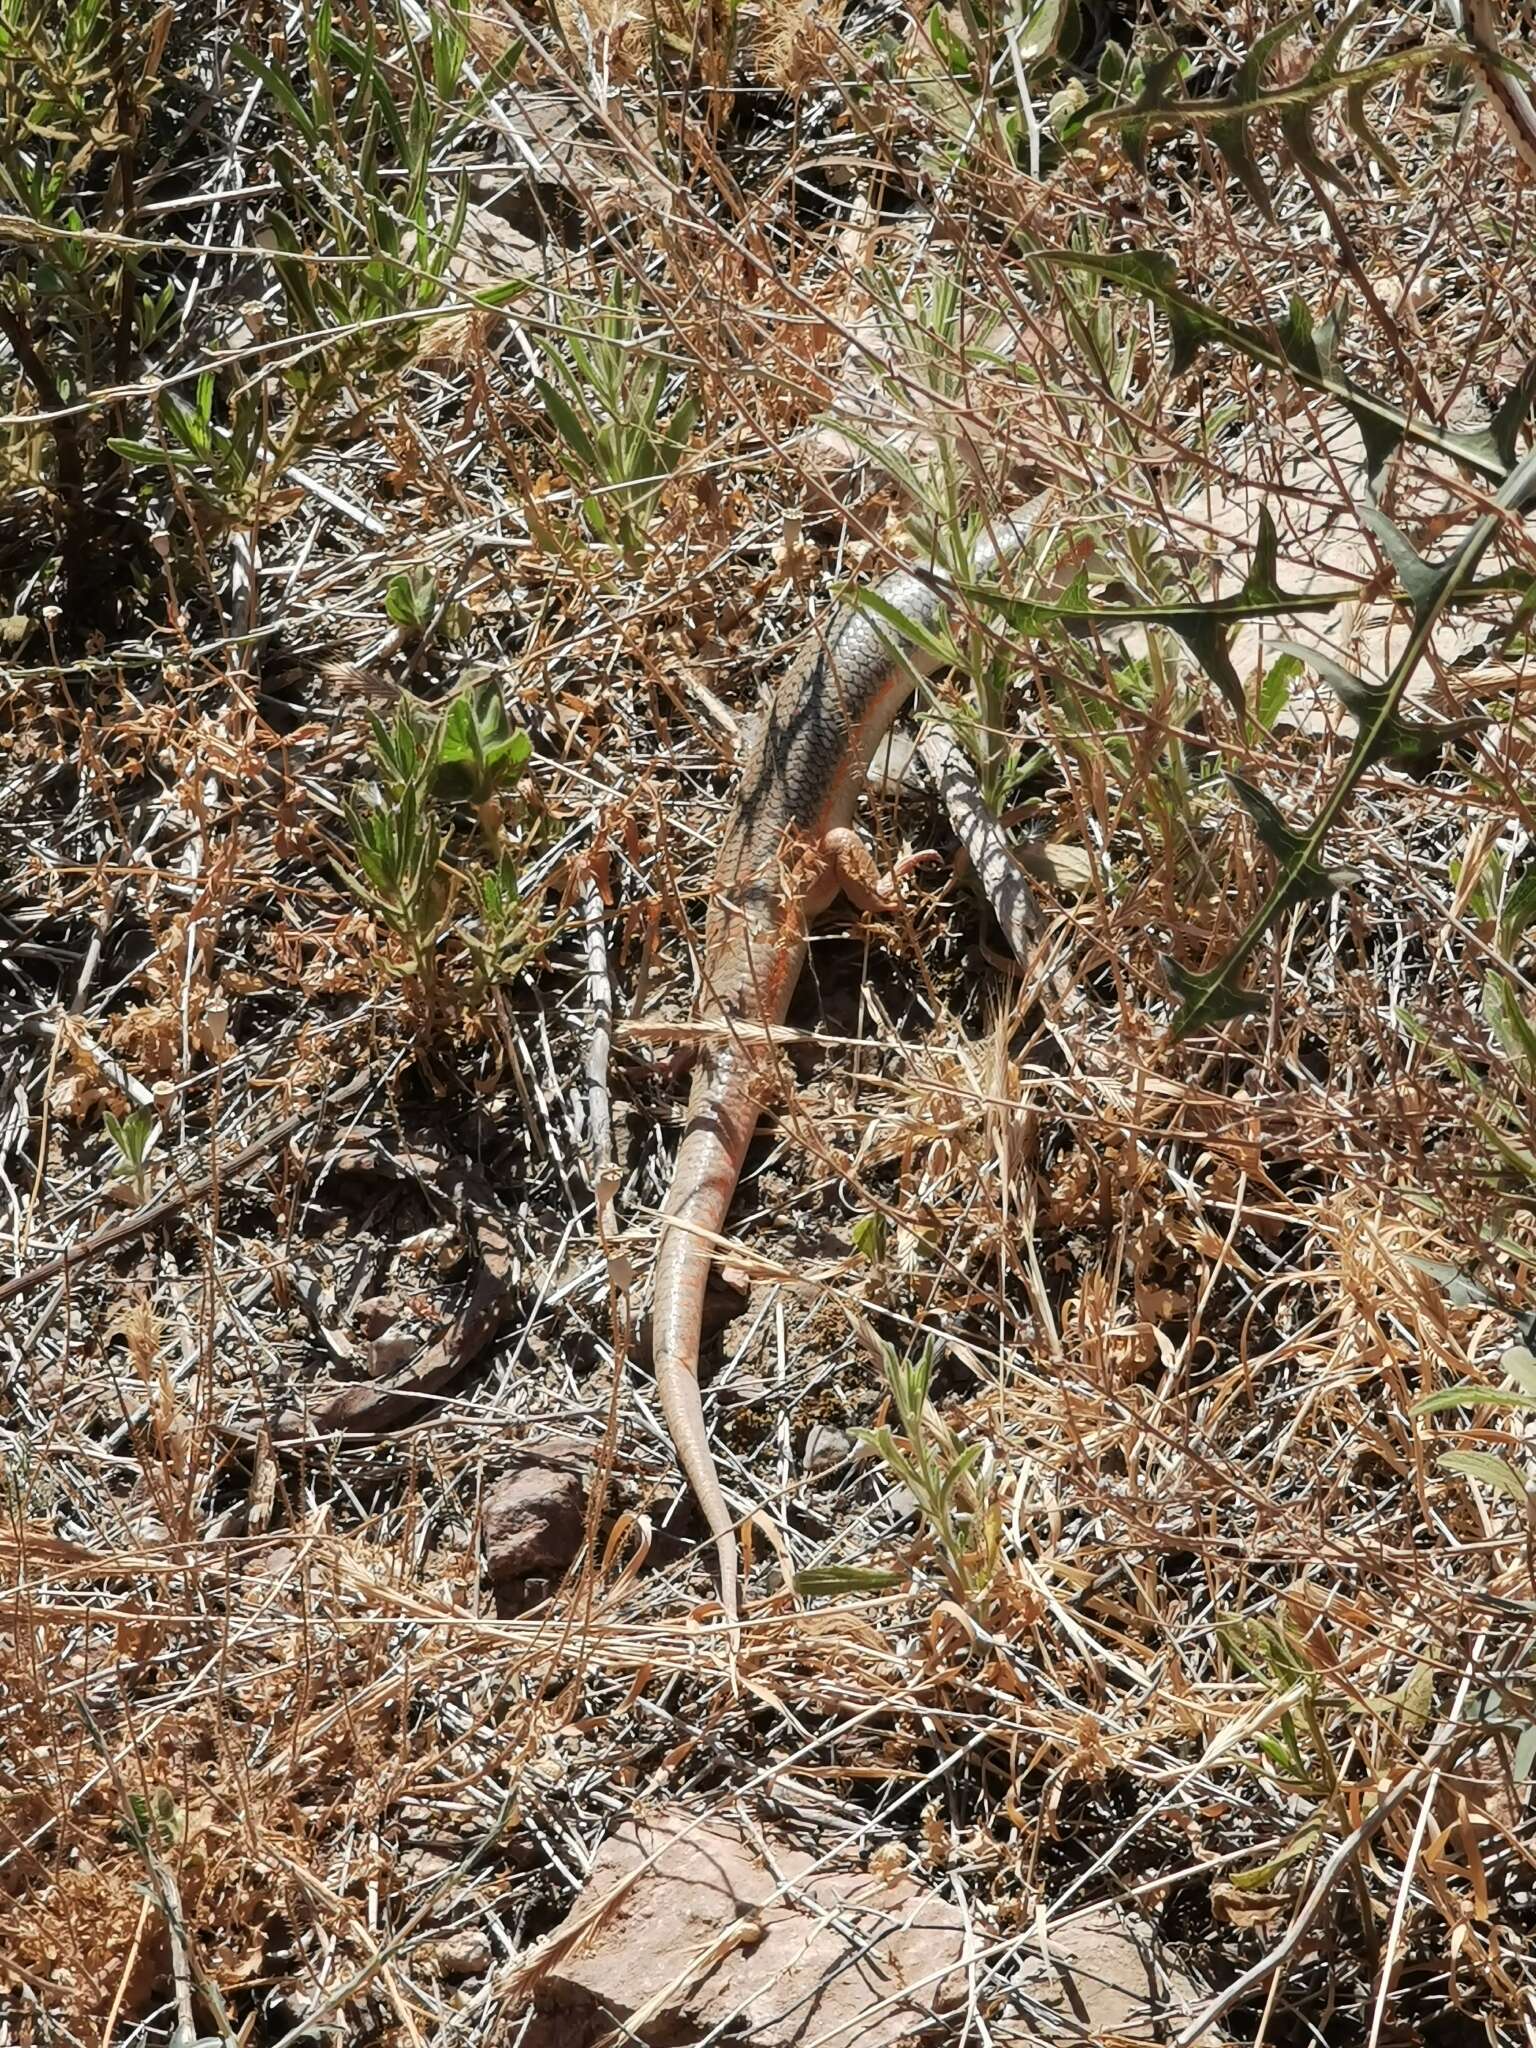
[[3, 1, 1536, 2042]]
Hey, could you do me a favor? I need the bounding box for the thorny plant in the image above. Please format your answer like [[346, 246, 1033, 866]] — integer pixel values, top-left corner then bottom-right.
[[872, 273, 1536, 1040]]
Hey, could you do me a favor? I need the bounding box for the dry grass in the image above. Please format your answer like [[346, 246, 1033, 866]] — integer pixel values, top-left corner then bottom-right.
[[4, 0, 1536, 2041]]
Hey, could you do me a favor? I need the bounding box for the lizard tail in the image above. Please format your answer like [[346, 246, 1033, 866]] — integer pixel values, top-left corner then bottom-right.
[[652, 1072, 763, 1625]]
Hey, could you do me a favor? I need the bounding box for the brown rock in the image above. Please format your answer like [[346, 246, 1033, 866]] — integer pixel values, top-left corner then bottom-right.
[[481, 1443, 588, 1588], [994, 1908, 1202, 2044], [532, 1806, 966, 2047], [425, 1926, 493, 1979]]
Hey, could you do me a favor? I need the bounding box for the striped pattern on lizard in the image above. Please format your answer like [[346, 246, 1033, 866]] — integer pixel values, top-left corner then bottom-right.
[[652, 509, 1041, 1625]]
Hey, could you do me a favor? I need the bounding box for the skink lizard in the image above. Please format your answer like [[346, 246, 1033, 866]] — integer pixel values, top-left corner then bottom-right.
[[652, 509, 1040, 1624]]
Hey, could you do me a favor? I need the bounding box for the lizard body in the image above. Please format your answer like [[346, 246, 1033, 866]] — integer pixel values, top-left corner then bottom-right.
[[652, 511, 1039, 1623]]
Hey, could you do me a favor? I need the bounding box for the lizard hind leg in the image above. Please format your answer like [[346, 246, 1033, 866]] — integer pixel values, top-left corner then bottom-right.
[[820, 825, 943, 917]]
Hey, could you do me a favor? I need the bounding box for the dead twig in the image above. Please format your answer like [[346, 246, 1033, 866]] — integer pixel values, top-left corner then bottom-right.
[[0, 1066, 377, 1309]]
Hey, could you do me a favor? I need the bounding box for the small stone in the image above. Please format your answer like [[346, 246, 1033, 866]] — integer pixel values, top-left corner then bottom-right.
[[425, 1927, 492, 1978], [804, 1421, 854, 1475], [482, 1442, 588, 1589]]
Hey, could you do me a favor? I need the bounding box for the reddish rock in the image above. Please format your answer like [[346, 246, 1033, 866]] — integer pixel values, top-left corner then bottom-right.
[[531, 1806, 966, 2047], [481, 1443, 587, 1589]]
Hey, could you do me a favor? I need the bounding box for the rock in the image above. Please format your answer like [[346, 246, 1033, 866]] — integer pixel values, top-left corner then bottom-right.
[[424, 1926, 493, 1979], [481, 1443, 588, 1589], [531, 1807, 966, 2047], [803, 1420, 854, 1475], [994, 1907, 1202, 2043]]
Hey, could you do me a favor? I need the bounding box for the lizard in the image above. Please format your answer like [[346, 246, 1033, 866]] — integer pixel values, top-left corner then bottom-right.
[[651, 506, 1041, 1625]]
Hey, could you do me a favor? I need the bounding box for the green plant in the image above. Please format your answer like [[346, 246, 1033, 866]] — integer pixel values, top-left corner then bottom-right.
[[994, 241, 1536, 1034], [110, 371, 267, 519], [532, 273, 699, 555], [1217, 1611, 1388, 1950], [116, 1778, 238, 2048], [109, 0, 490, 535], [461, 849, 545, 991], [830, 267, 1040, 816], [865, 0, 1080, 178], [1415, 1341, 1536, 1512], [346, 777, 450, 993], [102, 1107, 157, 1201], [1171, 446, 1536, 1033], [1442, 850, 1536, 1191], [846, 252, 1274, 856], [0, 0, 167, 611], [1070, 2, 1443, 211], [435, 680, 534, 810], [851, 1340, 1004, 1604], [343, 681, 549, 1010], [365, 698, 442, 801]]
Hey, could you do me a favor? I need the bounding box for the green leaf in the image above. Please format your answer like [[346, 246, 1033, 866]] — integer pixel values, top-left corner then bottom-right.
[[1258, 651, 1302, 728], [160, 389, 211, 458], [1487, 352, 1536, 470], [1343, 78, 1405, 192], [793, 1566, 905, 1598], [1231, 1817, 1327, 1889], [1272, 637, 1463, 776], [1082, 6, 1428, 208], [857, 585, 959, 670], [534, 375, 601, 477], [660, 391, 700, 461], [851, 1212, 888, 1262], [1380, 1658, 1436, 1733], [1413, 1384, 1536, 1416], [1400, 1254, 1499, 1311], [1438, 1450, 1531, 1511], [1483, 974, 1536, 1078], [232, 41, 320, 145], [1280, 101, 1348, 190], [1498, 862, 1536, 952], [1210, 114, 1274, 218], [1013, 0, 1074, 65], [472, 279, 529, 310], [385, 567, 437, 633], [1476, 1118, 1536, 1188], [1238, 505, 1284, 605], [106, 436, 194, 470], [433, 682, 532, 802], [1356, 505, 1445, 621], [1171, 615, 1246, 719], [1228, 776, 1359, 897]]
